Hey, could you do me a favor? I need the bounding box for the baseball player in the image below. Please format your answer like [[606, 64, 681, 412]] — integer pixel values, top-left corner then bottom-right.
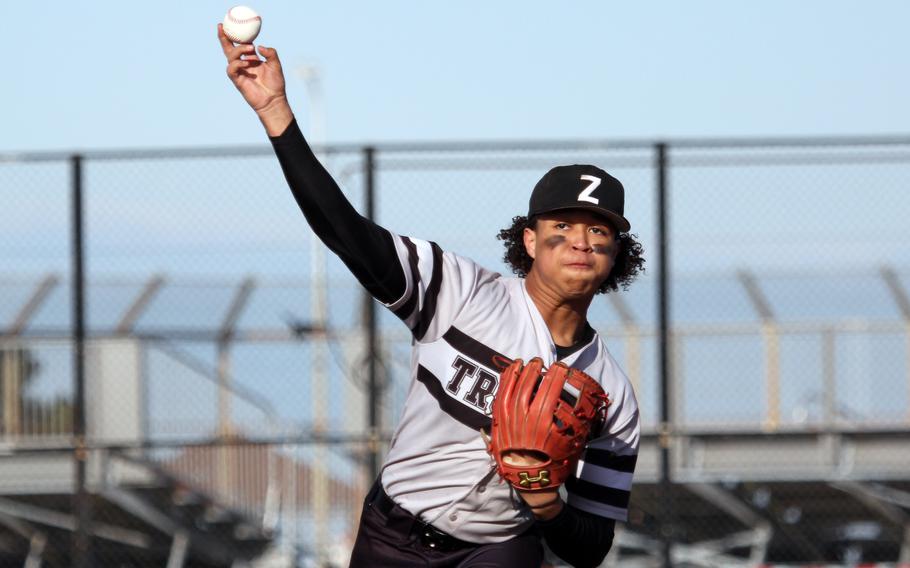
[[219, 26, 644, 568]]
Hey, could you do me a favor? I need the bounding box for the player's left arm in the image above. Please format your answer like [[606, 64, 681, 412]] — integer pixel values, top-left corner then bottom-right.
[[540, 370, 640, 566], [506, 455, 616, 566], [537, 506, 616, 568]]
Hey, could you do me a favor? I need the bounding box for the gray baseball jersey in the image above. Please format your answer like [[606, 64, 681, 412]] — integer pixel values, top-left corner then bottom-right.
[[379, 233, 641, 544]]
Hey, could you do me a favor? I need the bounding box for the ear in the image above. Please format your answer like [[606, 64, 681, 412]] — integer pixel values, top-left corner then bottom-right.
[[523, 227, 537, 260]]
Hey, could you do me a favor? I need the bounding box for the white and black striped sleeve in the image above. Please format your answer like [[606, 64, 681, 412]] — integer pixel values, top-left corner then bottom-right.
[[384, 235, 491, 343], [565, 381, 641, 522]]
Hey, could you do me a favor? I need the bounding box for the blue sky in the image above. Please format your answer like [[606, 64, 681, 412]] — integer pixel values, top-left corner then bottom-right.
[[4, 1, 909, 152]]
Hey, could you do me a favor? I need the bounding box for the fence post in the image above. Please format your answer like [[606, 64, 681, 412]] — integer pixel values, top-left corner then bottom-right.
[[70, 154, 92, 568], [363, 147, 381, 482], [655, 142, 674, 568]]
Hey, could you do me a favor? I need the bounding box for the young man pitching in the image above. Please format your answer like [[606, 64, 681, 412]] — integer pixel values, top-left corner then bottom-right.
[[219, 25, 644, 568]]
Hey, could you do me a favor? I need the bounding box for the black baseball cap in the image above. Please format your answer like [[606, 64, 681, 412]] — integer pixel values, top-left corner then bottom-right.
[[527, 165, 631, 233]]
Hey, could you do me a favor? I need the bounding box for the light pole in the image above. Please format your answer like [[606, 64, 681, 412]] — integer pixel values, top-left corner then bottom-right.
[[296, 64, 327, 148], [296, 62, 331, 566]]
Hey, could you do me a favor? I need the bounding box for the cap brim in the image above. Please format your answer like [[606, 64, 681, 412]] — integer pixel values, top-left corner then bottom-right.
[[533, 205, 631, 233]]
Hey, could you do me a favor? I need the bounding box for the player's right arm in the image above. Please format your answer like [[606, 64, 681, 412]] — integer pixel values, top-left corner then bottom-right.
[[219, 26, 487, 340], [219, 26, 406, 303]]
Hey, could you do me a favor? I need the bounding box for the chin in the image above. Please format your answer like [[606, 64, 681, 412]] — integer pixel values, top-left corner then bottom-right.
[[562, 281, 598, 299]]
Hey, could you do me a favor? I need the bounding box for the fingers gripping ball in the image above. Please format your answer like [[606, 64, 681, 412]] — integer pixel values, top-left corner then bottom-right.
[[223, 6, 262, 44], [488, 358, 609, 491]]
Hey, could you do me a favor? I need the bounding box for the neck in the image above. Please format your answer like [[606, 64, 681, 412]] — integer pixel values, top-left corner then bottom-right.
[[524, 272, 593, 347]]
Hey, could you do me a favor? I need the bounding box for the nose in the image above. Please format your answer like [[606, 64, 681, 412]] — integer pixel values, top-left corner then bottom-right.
[[569, 226, 592, 252]]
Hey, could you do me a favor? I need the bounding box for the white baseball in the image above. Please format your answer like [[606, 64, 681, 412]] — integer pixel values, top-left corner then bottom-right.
[[223, 6, 262, 44]]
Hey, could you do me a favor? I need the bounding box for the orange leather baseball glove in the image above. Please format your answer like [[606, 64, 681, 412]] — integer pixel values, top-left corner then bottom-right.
[[487, 358, 609, 491]]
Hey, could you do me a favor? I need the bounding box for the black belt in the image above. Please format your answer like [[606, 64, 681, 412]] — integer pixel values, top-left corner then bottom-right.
[[368, 480, 477, 552]]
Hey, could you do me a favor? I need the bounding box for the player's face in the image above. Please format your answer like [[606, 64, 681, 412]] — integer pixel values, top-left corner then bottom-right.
[[523, 210, 618, 299]]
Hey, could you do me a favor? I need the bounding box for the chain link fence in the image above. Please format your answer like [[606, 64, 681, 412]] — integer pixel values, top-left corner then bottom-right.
[[1, 136, 909, 566]]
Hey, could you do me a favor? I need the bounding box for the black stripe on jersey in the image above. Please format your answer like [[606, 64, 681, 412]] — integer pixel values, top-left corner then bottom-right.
[[413, 242, 444, 341], [416, 364, 491, 430], [582, 449, 638, 473], [443, 327, 513, 372], [392, 237, 421, 322], [565, 476, 631, 510]]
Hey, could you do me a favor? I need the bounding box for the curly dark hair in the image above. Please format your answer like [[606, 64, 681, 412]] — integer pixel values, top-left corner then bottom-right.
[[496, 215, 645, 294]]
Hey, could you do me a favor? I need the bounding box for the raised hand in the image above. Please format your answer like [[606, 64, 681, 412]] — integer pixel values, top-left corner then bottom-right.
[[218, 23, 293, 135]]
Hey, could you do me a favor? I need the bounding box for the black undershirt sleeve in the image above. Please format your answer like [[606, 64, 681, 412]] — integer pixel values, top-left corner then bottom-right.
[[269, 119, 406, 304], [536, 504, 616, 568], [549, 326, 615, 564]]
